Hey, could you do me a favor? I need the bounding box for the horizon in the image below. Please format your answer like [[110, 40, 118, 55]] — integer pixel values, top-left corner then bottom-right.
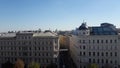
[[0, 0, 120, 32]]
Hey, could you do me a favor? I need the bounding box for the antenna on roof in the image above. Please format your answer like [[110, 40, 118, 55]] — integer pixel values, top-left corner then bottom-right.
[[82, 20, 87, 27], [83, 20, 85, 23]]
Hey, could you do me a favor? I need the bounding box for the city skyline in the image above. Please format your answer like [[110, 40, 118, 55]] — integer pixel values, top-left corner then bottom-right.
[[0, 0, 120, 32]]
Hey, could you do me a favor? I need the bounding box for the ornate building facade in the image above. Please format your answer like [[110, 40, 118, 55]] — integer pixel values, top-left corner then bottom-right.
[[70, 23, 120, 68], [0, 30, 59, 68]]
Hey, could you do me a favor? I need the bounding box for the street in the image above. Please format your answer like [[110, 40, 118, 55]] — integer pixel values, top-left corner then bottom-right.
[[59, 49, 77, 68]]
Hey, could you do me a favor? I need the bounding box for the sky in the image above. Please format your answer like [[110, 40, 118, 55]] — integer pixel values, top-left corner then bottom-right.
[[0, 0, 120, 32]]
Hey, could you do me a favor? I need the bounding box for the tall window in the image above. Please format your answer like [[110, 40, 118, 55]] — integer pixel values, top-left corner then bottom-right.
[[97, 52, 99, 56], [110, 52, 112, 56], [89, 58, 91, 63], [115, 60, 117, 64], [93, 40, 95, 43], [42, 47, 44, 50], [34, 47, 37, 50], [42, 42, 44, 45], [46, 59, 49, 63], [93, 59, 95, 63], [83, 40, 85, 44], [29, 41, 31, 45], [110, 40, 112, 43], [106, 40, 108, 43], [80, 46, 82, 49], [83, 46, 85, 49], [46, 53, 48, 56], [42, 53, 44, 56], [83, 52, 85, 56], [80, 52, 82, 56], [89, 52, 91, 56], [34, 42, 36, 45], [80, 40, 81, 43], [114, 40, 117, 43], [97, 40, 99, 43], [39, 53, 41, 56], [106, 59, 108, 63], [101, 59, 104, 63], [89, 40, 90, 43], [97, 59, 99, 63], [50, 41, 52, 45], [115, 52, 117, 56], [46, 47, 48, 50], [29, 47, 31, 50], [93, 52, 95, 56], [110, 60, 113, 64], [101, 52, 104, 56], [39, 47, 40, 50], [106, 52, 108, 56]]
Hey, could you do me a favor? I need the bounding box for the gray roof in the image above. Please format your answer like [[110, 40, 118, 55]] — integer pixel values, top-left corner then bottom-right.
[[33, 32, 57, 37], [0, 33, 16, 38], [0, 30, 58, 38]]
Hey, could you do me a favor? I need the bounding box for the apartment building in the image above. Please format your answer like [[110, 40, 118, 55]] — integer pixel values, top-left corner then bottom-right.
[[70, 23, 120, 68], [0, 30, 59, 68]]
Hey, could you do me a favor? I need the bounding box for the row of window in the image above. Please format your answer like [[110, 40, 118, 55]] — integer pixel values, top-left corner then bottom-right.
[[0, 46, 52, 51], [79, 39, 117, 44], [17, 36, 31, 40], [0, 36, 56, 41], [1, 58, 52, 64], [0, 52, 52, 57], [80, 45, 117, 50], [88, 58, 117, 64], [16, 36, 55, 40], [79, 65, 117, 68], [79, 51, 117, 57], [0, 41, 53, 45]]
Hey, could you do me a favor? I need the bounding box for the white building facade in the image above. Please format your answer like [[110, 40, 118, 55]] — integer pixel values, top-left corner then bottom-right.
[[70, 23, 120, 68], [0, 30, 59, 68]]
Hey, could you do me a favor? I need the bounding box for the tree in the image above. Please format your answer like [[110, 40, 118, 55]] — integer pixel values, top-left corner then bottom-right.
[[88, 63, 98, 68], [59, 35, 68, 49], [14, 59, 24, 68], [28, 62, 40, 68]]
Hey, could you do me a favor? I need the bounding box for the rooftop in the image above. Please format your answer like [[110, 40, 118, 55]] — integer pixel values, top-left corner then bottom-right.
[[77, 23, 118, 35], [0, 33, 16, 38], [78, 23, 88, 30], [0, 30, 57, 38], [33, 32, 57, 37]]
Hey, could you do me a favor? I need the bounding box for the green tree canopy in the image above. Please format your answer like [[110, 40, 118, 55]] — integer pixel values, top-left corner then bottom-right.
[[28, 62, 40, 68], [89, 63, 98, 68]]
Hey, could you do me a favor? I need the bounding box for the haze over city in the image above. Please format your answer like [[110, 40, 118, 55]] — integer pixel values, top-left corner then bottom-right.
[[0, 0, 120, 32]]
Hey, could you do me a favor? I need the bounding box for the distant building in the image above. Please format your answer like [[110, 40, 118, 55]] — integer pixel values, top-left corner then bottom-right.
[[70, 22, 120, 68], [0, 30, 59, 68]]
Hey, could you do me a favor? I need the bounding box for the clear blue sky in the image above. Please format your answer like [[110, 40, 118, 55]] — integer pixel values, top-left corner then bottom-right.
[[0, 0, 120, 32]]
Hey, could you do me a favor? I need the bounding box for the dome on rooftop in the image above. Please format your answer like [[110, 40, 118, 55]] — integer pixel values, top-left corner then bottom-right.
[[78, 23, 88, 30], [101, 23, 114, 27]]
